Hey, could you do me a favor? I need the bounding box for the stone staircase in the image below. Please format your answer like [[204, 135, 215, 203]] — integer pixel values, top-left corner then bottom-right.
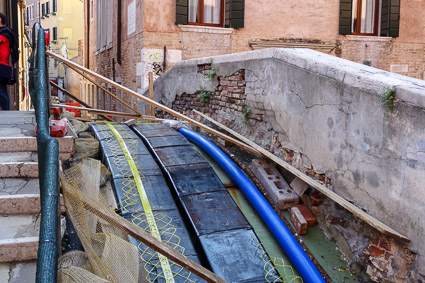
[[0, 112, 74, 283]]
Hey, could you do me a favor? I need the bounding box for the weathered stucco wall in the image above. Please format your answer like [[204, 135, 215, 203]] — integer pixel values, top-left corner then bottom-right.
[[144, 48, 425, 278]]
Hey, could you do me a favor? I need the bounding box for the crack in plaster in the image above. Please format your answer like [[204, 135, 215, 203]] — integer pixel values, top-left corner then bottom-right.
[[289, 89, 357, 117]]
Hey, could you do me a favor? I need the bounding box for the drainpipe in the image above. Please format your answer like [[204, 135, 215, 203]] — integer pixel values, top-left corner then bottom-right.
[[85, 0, 90, 68], [163, 45, 166, 72], [117, 0, 121, 65]]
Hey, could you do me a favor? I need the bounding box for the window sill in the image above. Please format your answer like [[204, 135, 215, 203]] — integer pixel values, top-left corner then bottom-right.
[[179, 25, 233, 34], [345, 35, 392, 42]]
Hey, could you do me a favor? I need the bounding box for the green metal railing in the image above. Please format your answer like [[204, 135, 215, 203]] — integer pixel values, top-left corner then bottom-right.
[[29, 23, 60, 283]]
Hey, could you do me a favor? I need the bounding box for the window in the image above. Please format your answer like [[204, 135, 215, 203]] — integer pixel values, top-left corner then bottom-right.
[[339, 0, 400, 37], [52, 0, 57, 13], [53, 27, 57, 41], [96, 0, 113, 51], [176, 0, 244, 28], [30, 5, 34, 20], [188, 0, 223, 26], [25, 7, 29, 25], [351, 0, 379, 35], [41, 3, 45, 17], [46, 2, 50, 15], [91, 1, 93, 19]]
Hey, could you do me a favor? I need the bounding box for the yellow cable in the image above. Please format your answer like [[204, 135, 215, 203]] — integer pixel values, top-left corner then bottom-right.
[[105, 122, 175, 283]]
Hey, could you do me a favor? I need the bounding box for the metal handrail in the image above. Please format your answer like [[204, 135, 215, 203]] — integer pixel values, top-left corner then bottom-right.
[[29, 23, 60, 283]]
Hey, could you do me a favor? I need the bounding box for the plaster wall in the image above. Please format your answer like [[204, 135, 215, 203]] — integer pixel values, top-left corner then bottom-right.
[[146, 49, 425, 267], [398, 0, 425, 43], [142, 0, 340, 40]]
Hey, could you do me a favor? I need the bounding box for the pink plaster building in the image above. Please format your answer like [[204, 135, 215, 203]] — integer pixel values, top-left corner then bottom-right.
[[83, 0, 425, 111]]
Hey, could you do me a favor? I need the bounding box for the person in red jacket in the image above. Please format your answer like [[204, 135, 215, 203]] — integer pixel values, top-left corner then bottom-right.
[[0, 13, 11, 110]]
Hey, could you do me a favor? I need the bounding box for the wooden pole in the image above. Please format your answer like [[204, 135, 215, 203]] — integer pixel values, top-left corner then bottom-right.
[[62, 185, 227, 283], [193, 110, 410, 243], [46, 51, 261, 156], [50, 81, 113, 121], [52, 104, 142, 119], [149, 72, 154, 116]]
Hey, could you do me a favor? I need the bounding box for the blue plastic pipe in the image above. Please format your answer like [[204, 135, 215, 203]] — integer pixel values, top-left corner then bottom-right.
[[178, 127, 325, 283]]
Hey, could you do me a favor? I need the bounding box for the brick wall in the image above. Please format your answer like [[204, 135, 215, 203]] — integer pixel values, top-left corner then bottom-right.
[[339, 37, 425, 80], [158, 65, 247, 122], [90, 33, 143, 114]]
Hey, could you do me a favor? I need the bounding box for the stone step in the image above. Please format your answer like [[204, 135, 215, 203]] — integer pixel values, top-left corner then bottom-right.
[[0, 163, 38, 178], [0, 153, 38, 163], [0, 237, 38, 263], [0, 194, 65, 215], [0, 137, 75, 161], [0, 215, 39, 263], [0, 261, 36, 283], [0, 112, 36, 137], [0, 179, 39, 195], [0, 215, 40, 241]]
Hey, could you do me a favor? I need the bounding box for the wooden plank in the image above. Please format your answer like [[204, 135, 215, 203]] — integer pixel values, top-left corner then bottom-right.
[[62, 185, 227, 283], [193, 110, 410, 243], [52, 104, 141, 119], [46, 51, 262, 157], [149, 72, 155, 116], [50, 81, 112, 121]]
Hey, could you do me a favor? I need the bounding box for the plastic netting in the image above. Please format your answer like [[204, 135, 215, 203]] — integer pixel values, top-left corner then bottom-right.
[[60, 159, 147, 282], [251, 238, 303, 283]]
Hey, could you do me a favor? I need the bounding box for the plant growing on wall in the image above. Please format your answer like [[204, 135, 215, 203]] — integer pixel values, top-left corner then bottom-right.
[[380, 88, 396, 117], [242, 106, 251, 125], [207, 68, 216, 79], [197, 86, 212, 104]]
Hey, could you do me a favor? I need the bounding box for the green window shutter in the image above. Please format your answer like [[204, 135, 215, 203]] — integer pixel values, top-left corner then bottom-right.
[[176, 0, 188, 25], [381, 0, 400, 37], [339, 0, 352, 35], [225, 0, 244, 28]]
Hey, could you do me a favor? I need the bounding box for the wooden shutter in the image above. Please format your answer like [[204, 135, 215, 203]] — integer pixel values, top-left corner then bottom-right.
[[381, 0, 400, 37], [339, 0, 352, 35], [225, 0, 244, 28], [176, 0, 188, 25]]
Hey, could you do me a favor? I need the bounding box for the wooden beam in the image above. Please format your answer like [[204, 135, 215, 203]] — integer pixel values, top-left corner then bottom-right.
[[50, 81, 112, 121], [62, 185, 227, 283], [46, 51, 261, 156], [52, 104, 141, 119], [193, 110, 410, 243], [70, 66, 144, 118], [149, 72, 154, 116]]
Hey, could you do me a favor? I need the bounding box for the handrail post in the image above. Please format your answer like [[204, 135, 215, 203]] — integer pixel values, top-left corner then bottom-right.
[[29, 23, 60, 283]]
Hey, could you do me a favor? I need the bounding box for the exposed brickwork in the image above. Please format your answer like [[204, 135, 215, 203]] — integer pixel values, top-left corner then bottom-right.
[[365, 237, 416, 282], [310, 195, 423, 282], [90, 33, 143, 115], [158, 68, 247, 121]]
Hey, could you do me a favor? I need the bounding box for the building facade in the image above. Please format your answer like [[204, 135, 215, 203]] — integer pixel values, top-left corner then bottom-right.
[[24, 0, 39, 40], [40, 0, 83, 80], [84, 0, 425, 114]]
